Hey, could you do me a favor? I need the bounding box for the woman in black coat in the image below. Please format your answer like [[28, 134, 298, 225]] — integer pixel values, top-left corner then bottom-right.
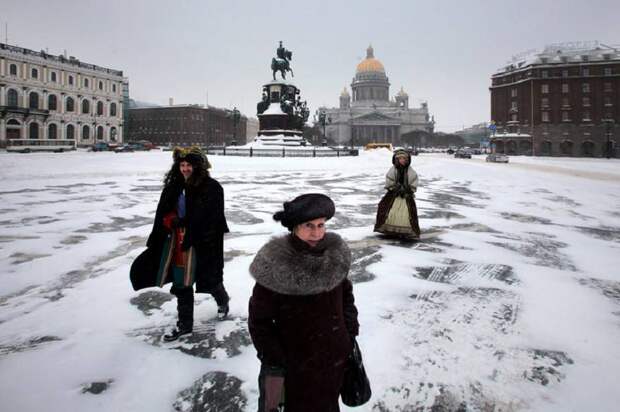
[[248, 193, 360, 412], [131, 147, 230, 341]]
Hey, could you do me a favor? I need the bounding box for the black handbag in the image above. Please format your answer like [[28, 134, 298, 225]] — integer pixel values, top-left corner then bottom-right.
[[340, 339, 371, 407]]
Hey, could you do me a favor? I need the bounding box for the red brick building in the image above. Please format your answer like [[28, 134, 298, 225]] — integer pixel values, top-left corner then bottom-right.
[[127, 105, 247, 146], [490, 42, 619, 157]]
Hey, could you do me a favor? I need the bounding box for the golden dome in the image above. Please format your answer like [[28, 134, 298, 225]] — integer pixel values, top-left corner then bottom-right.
[[356, 44, 385, 74], [340, 87, 350, 97]]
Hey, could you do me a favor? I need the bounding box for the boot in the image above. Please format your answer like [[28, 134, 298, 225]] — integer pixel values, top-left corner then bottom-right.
[[165, 286, 194, 341], [211, 283, 230, 321]]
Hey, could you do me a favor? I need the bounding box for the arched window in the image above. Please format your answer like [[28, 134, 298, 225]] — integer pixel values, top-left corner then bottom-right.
[[31, 68, 38, 79], [98, 81, 103, 90], [7, 119, 21, 139], [48, 95, 57, 111], [9, 64, 18, 76], [110, 127, 117, 141], [97, 101, 104, 116], [82, 125, 90, 140], [7, 89, 18, 107], [82, 99, 90, 114], [29, 122, 40, 139], [97, 126, 104, 140], [112, 84, 117, 93], [66, 124, 75, 140], [51, 72, 57, 82], [48, 124, 58, 139], [84, 78, 89, 88], [68, 75, 74, 86], [66, 97, 75, 112], [29, 92, 39, 109], [110, 102, 117, 117]]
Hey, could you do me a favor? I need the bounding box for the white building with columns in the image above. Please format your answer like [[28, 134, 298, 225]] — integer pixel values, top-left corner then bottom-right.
[[0, 42, 124, 150]]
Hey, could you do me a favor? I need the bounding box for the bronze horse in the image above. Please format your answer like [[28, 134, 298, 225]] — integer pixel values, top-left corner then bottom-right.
[[271, 50, 294, 80]]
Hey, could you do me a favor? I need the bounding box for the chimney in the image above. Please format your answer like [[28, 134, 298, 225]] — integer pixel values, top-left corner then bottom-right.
[[169, 97, 174, 106]]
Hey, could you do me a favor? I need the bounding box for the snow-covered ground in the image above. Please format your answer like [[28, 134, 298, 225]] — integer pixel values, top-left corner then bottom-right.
[[0, 150, 619, 411]]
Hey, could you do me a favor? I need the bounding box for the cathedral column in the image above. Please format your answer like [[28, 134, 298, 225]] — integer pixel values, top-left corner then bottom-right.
[[0, 85, 5, 106], [0, 118, 6, 143]]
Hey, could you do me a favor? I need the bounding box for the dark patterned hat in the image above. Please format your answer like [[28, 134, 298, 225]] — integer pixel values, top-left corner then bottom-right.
[[173, 146, 211, 169], [273, 193, 335, 230]]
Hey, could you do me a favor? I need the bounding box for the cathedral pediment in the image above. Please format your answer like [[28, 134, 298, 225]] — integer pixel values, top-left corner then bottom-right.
[[351, 112, 401, 124], [352, 111, 398, 122]]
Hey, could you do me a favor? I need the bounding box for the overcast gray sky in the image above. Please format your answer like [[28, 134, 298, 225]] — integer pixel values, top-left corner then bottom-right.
[[3, 0, 619, 132]]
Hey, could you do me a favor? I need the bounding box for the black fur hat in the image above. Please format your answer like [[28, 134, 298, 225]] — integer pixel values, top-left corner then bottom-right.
[[273, 193, 335, 230], [173, 146, 211, 169]]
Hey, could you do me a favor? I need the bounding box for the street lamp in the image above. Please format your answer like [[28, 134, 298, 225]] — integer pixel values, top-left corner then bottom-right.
[[316, 109, 331, 146], [229, 107, 241, 146], [604, 116, 614, 159]]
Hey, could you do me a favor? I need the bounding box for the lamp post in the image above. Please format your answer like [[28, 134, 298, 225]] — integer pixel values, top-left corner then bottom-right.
[[604, 117, 614, 159], [316, 109, 331, 146], [230, 107, 241, 146]]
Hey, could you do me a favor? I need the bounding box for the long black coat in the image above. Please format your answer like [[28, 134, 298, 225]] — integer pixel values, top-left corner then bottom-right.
[[248, 233, 359, 412], [131, 176, 229, 293]]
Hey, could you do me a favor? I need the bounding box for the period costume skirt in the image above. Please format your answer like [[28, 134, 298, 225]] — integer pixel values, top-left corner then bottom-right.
[[374, 192, 420, 238]]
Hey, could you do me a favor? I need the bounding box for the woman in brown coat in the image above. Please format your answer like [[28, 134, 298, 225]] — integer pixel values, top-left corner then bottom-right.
[[248, 193, 359, 412]]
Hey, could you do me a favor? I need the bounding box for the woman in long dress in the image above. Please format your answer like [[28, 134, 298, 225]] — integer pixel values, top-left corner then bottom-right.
[[374, 149, 421, 239]]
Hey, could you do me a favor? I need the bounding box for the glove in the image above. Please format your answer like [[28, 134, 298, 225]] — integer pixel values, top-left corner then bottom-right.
[[264, 375, 284, 411]]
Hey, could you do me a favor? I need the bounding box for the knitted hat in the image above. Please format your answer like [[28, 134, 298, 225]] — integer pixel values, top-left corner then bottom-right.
[[173, 146, 211, 169], [273, 193, 335, 230]]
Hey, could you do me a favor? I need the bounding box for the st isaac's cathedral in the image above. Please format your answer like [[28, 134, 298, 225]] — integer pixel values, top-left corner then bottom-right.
[[320, 45, 434, 146]]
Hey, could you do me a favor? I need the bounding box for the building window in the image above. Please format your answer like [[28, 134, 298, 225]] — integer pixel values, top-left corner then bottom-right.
[[541, 84, 549, 94], [582, 97, 590, 107], [7, 89, 18, 107], [604, 82, 613, 92], [82, 125, 90, 140], [562, 83, 569, 93], [582, 111, 591, 121], [66, 97, 75, 112], [9, 64, 18, 76], [48, 94, 57, 111], [110, 127, 117, 141], [84, 78, 89, 88], [48, 124, 57, 139], [511, 88, 518, 97], [50, 72, 57, 82], [68, 75, 74, 85], [562, 111, 570, 121], [562, 97, 570, 106], [31, 68, 38, 79], [582, 68, 589, 76], [541, 97, 549, 108], [604, 68, 613, 76], [97, 101, 104, 116], [511, 101, 518, 110], [562, 69, 569, 77], [97, 126, 104, 140], [541, 70, 549, 78], [29, 122, 40, 139], [112, 84, 117, 93], [29, 92, 39, 109], [98, 81, 104, 90], [110, 102, 117, 117], [82, 99, 90, 114], [582, 83, 590, 93], [604, 96, 613, 106], [542, 111, 550, 122], [66, 124, 75, 140]]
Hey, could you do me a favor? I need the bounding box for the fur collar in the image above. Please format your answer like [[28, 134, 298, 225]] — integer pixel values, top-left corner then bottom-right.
[[249, 233, 351, 295]]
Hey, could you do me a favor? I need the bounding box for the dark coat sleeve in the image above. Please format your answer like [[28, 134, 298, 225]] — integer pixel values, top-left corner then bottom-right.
[[146, 186, 177, 248], [248, 283, 287, 370], [343, 278, 359, 337]]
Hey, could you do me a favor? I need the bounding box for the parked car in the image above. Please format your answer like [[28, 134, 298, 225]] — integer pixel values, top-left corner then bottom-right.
[[454, 149, 472, 159], [446, 148, 455, 155], [90, 142, 110, 152], [114, 144, 135, 153], [486, 153, 509, 163]]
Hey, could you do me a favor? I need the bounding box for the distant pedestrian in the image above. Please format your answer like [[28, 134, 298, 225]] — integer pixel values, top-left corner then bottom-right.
[[374, 149, 420, 239], [248, 193, 360, 412], [130, 147, 230, 341]]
